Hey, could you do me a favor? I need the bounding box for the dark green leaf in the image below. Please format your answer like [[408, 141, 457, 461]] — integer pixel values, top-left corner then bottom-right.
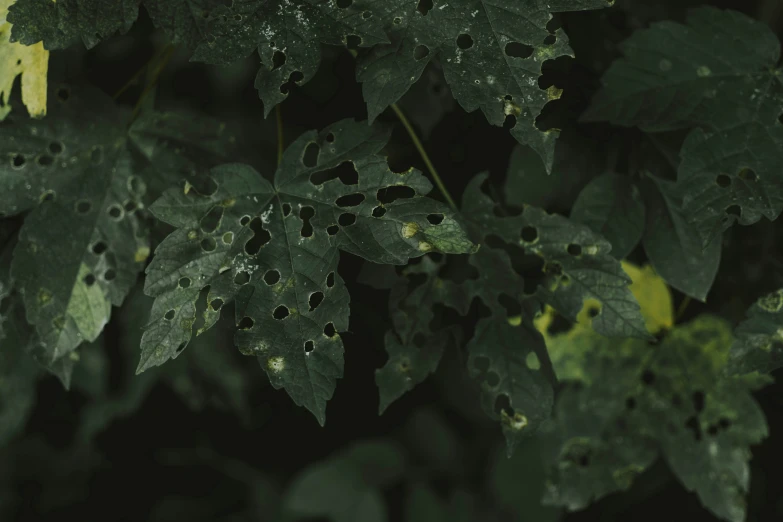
[[570, 173, 645, 259], [144, 0, 228, 50], [8, 0, 140, 49], [641, 174, 721, 302], [141, 119, 475, 424], [727, 288, 783, 375]]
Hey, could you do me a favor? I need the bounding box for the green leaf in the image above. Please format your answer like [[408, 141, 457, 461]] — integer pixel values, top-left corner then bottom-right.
[[543, 316, 770, 522], [284, 439, 405, 522], [406, 484, 448, 522], [570, 173, 645, 259], [144, 0, 227, 50], [8, 0, 140, 50], [141, 119, 475, 424], [727, 288, 783, 375], [190, 0, 389, 116], [375, 257, 455, 414], [356, 0, 614, 171], [583, 7, 783, 245], [641, 174, 721, 302]]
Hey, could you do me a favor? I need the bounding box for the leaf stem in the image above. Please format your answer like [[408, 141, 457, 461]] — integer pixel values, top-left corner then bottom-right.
[[675, 296, 691, 323], [113, 44, 174, 100], [276, 104, 284, 166], [131, 44, 177, 120], [390, 103, 458, 211]]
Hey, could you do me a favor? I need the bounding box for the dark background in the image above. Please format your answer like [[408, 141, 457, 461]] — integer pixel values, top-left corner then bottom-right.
[[2, 0, 783, 521]]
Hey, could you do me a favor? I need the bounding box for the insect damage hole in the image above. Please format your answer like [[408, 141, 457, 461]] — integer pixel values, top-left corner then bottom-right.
[[178, 277, 191, 288], [413, 45, 430, 60], [92, 241, 107, 255], [505, 42, 533, 58], [103, 269, 116, 281], [200, 206, 224, 233], [75, 200, 92, 214], [323, 322, 336, 337], [263, 269, 281, 285], [234, 271, 250, 285], [10, 154, 25, 169], [372, 206, 386, 218], [457, 34, 474, 49], [238, 317, 254, 329], [327, 224, 340, 235], [326, 272, 335, 288], [377, 185, 415, 204], [715, 174, 731, 188], [210, 298, 224, 311], [273, 305, 290, 319], [300, 206, 315, 237], [108, 205, 123, 220], [335, 193, 365, 207], [304, 340, 314, 353], [83, 273, 96, 286], [738, 168, 757, 181], [417, 0, 432, 15], [201, 236, 217, 252], [165, 309, 176, 320], [271, 50, 286, 70], [338, 213, 356, 226], [426, 213, 444, 225], [567, 243, 582, 256], [245, 217, 271, 254], [520, 226, 538, 242], [302, 142, 320, 168], [309, 291, 324, 311], [310, 160, 358, 186]]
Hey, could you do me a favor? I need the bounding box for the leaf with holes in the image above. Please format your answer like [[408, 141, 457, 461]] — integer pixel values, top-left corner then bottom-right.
[[583, 7, 783, 246], [144, 0, 230, 50], [570, 173, 645, 260], [355, 0, 614, 171], [727, 288, 783, 376], [375, 256, 458, 414], [190, 0, 389, 116], [8, 0, 141, 50], [641, 174, 721, 302], [140, 118, 475, 424], [542, 316, 770, 522]]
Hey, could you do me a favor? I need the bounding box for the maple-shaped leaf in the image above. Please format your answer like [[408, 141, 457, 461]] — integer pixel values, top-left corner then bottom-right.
[[190, 0, 389, 116], [640, 174, 721, 302], [0, 84, 232, 366], [570, 173, 645, 260], [140, 119, 475, 424], [1, 0, 49, 120], [726, 288, 783, 376], [583, 7, 783, 246], [356, 0, 614, 171], [8, 0, 140, 50], [542, 316, 770, 522], [144, 0, 229, 50]]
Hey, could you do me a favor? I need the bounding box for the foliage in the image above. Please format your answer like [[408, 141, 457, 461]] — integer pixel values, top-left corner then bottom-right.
[[1, 1, 783, 521]]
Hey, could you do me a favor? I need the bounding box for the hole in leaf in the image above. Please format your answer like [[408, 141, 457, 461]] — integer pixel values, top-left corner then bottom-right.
[[336, 0, 352, 7], [427, 213, 444, 225], [76, 200, 92, 214], [37, 154, 54, 167], [361, 11, 372, 19], [11, 154, 25, 169], [326, 272, 335, 288], [324, 322, 336, 337], [738, 168, 757, 181], [309, 291, 324, 311], [684, 416, 702, 441], [201, 206, 223, 233], [414, 45, 430, 60], [240, 215, 251, 226], [641, 370, 655, 385], [543, 34, 556, 45], [210, 298, 224, 310], [300, 206, 315, 237], [494, 394, 513, 416], [84, 274, 96, 286], [715, 174, 731, 188], [271, 50, 286, 70], [124, 201, 137, 213], [310, 161, 358, 185], [325, 133, 335, 143], [456, 34, 474, 49], [546, 313, 572, 335], [239, 317, 254, 329], [201, 237, 217, 252], [104, 269, 116, 281], [338, 213, 356, 226], [176, 342, 187, 353], [372, 206, 386, 218], [304, 340, 314, 353], [503, 114, 517, 130], [336, 193, 365, 207], [417, 0, 432, 15], [179, 277, 191, 288], [165, 310, 176, 320], [92, 241, 107, 255], [521, 226, 538, 242], [245, 217, 271, 254], [302, 142, 320, 167], [725, 205, 741, 217], [273, 305, 290, 319], [567, 243, 582, 256], [377, 185, 415, 204], [587, 306, 600, 318], [234, 271, 250, 285], [264, 270, 281, 285], [505, 42, 534, 58], [282, 203, 292, 216], [327, 224, 340, 235], [108, 205, 123, 219]]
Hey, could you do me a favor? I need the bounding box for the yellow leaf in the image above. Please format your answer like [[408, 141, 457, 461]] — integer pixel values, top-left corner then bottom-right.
[[0, 0, 49, 120], [621, 260, 674, 335]]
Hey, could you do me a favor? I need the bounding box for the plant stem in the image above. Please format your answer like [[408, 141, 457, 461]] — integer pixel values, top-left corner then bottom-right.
[[390, 103, 458, 211], [276, 104, 284, 166], [675, 296, 691, 323], [113, 44, 173, 100], [131, 44, 176, 120]]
